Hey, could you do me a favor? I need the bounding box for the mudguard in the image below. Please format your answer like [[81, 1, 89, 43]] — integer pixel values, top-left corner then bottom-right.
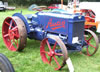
[[13, 13, 31, 33]]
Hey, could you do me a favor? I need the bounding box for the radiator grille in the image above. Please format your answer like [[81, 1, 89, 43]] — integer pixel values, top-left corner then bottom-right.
[[72, 21, 84, 42]]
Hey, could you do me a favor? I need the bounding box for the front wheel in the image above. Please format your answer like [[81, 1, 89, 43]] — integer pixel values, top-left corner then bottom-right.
[[40, 36, 68, 70]]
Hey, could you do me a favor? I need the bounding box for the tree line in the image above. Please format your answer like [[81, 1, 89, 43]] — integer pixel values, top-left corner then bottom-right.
[[1, 0, 100, 6]]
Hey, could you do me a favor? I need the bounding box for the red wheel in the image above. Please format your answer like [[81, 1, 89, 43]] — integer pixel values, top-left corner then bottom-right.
[[81, 29, 99, 56], [2, 16, 27, 51], [40, 36, 68, 70]]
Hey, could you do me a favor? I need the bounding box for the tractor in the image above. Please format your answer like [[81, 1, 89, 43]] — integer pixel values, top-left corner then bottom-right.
[[2, 0, 99, 70]]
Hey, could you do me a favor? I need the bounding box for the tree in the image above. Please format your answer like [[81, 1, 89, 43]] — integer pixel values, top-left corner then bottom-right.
[[1, 0, 100, 6]]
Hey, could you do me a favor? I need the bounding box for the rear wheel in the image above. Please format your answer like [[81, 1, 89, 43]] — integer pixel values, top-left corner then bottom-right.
[[2, 16, 27, 51], [40, 36, 68, 70], [81, 29, 99, 56]]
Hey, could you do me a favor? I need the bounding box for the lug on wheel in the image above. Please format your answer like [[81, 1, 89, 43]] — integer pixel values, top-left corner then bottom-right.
[[81, 29, 99, 56], [2, 17, 27, 51], [40, 36, 68, 70]]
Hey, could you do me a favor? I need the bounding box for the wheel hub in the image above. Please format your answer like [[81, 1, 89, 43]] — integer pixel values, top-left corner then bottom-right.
[[48, 51, 55, 57], [8, 30, 14, 40]]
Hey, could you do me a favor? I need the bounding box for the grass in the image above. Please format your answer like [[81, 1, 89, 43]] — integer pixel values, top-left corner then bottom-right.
[[0, 9, 100, 72]]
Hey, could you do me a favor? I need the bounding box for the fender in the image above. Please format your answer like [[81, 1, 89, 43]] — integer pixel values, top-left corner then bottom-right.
[[85, 21, 100, 33], [13, 13, 31, 33]]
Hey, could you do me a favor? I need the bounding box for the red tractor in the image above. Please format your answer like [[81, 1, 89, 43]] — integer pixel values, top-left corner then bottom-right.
[[81, 9, 96, 30]]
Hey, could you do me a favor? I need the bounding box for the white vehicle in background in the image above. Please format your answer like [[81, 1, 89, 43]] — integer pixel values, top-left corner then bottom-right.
[[0, 1, 16, 11], [80, 2, 100, 22], [4, 2, 16, 10], [0, 1, 6, 11]]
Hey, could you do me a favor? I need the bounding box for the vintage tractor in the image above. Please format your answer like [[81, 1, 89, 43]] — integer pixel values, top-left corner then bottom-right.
[[80, 2, 100, 34], [2, 5, 99, 71], [81, 9, 96, 29]]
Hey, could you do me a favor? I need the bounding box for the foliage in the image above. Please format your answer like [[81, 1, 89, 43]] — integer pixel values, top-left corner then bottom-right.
[[0, 0, 99, 6]]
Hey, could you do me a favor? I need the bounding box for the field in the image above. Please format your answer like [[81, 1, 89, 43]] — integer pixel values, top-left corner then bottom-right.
[[0, 9, 100, 72]]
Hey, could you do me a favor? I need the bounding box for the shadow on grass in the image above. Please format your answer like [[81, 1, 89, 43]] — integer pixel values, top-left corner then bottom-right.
[[26, 39, 41, 48], [61, 67, 69, 72]]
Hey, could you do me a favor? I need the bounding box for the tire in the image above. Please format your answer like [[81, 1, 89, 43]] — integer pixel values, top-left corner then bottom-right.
[[0, 54, 15, 72]]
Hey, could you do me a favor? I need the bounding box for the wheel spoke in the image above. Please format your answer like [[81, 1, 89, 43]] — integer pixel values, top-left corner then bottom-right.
[[13, 39, 18, 48], [9, 42, 13, 49], [88, 43, 96, 49], [46, 40, 52, 52], [87, 48, 90, 56], [55, 53, 63, 56], [11, 26, 18, 31], [4, 34, 9, 38], [49, 56, 52, 63], [9, 20, 13, 30], [53, 42, 57, 51], [5, 21, 10, 26], [5, 21, 14, 28], [53, 56, 61, 68], [87, 36, 93, 42]]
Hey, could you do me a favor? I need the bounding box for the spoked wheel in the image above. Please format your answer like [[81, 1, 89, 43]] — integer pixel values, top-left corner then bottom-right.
[[0, 54, 15, 72], [2, 16, 27, 51], [81, 29, 99, 56], [40, 36, 68, 70]]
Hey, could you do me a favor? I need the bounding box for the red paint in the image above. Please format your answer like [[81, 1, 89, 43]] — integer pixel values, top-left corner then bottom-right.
[[46, 18, 65, 30], [81, 9, 95, 29], [40, 38, 63, 70], [2, 17, 19, 51]]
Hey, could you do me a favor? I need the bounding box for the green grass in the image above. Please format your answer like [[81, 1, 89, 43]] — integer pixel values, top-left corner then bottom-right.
[[0, 9, 100, 72]]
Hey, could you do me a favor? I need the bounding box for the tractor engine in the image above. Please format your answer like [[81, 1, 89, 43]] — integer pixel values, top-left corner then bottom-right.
[[27, 11, 85, 48]]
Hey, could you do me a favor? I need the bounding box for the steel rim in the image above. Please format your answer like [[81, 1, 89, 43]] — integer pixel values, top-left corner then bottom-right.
[[82, 29, 99, 56], [2, 17, 27, 51], [40, 36, 68, 70]]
